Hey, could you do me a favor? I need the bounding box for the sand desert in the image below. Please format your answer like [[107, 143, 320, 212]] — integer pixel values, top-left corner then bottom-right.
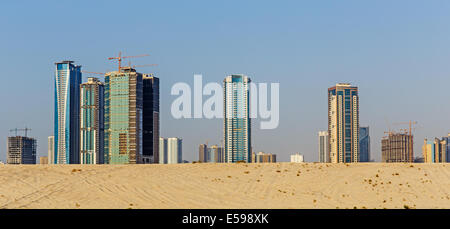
[[0, 163, 449, 209]]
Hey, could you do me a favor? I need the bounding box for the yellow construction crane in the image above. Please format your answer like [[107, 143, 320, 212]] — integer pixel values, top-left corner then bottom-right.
[[108, 52, 149, 73]]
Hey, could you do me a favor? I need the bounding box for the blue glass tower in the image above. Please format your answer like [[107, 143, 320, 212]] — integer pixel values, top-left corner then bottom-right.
[[223, 74, 252, 163], [359, 127, 370, 162], [54, 61, 81, 164]]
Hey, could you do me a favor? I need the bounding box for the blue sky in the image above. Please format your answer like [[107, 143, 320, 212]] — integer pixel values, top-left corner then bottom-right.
[[1, 0, 450, 162]]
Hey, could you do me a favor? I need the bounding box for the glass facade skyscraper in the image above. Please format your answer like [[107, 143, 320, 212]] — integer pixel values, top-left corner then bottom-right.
[[359, 126, 370, 162], [223, 74, 251, 163], [104, 67, 143, 164], [328, 83, 359, 163], [142, 74, 159, 164], [54, 61, 81, 164], [80, 77, 104, 164]]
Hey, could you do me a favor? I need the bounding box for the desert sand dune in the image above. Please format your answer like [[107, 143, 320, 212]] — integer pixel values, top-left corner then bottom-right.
[[0, 163, 449, 209]]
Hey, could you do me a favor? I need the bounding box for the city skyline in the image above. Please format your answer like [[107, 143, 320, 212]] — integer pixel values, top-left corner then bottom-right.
[[3, 1, 450, 163]]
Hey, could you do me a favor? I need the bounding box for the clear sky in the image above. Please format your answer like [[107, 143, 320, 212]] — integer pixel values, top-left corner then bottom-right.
[[1, 0, 450, 162]]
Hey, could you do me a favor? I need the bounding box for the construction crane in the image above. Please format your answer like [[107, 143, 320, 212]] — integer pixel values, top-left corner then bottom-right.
[[129, 64, 158, 69], [108, 52, 149, 73], [9, 127, 32, 137], [81, 71, 105, 76], [121, 61, 158, 70], [393, 121, 418, 163]]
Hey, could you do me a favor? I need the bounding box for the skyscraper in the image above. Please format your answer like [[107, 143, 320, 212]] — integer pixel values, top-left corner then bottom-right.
[[210, 145, 223, 163], [48, 136, 54, 165], [199, 143, 208, 162], [328, 83, 359, 163], [80, 77, 104, 164], [318, 131, 329, 163], [359, 126, 370, 162], [54, 61, 81, 164], [223, 74, 251, 163], [381, 132, 413, 162], [104, 67, 143, 164], [167, 137, 182, 164], [159, 137, 168, 164], [7, 136, 36, 164], [142, 74, 160, 164]]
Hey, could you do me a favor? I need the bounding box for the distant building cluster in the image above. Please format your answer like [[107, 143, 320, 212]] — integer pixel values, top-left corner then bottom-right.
[[8, 64, 448, 165], [50, 60, 163, 165], [252, 152, 276, 163], [198, 144, 224, 163], [422, 135, 450, 163]]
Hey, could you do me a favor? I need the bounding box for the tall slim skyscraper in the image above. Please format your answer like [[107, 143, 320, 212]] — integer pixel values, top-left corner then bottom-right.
[[142, 74, 160, 164], [54, 61, 81, 164], [104, 67, 143, 164], [328, 83, 359, 163], [199, 143, 208, 162], [318, 131, 329, 163], [359, 126, 370, 162], [80, 77, 104, 164], [167, 137, 182, 164], [7, 136, 37, 164], [223, 74, 252, 163], [48, 136, 54, 165]]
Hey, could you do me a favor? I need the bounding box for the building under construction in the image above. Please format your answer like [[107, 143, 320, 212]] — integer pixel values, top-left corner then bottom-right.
[[381, 132, 414, 163], [104, 67, 143, 164], [7, 136, 37, 164]]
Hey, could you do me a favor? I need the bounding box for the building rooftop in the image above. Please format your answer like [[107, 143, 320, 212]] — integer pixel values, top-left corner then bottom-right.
[[55, 60, 75, 64]]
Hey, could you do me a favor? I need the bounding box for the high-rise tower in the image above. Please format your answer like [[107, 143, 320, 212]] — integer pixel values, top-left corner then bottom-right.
[[48, 136, 54, 164], [80, 77, 104, 164], [104, 67, 143, 164], [328, 83, 359, 163], [223, 74, 251, 163], [142, 74, 160, 164], [318, 131, 329, 163], [359, 126, 370, 162], [54, 61, 81, 164]]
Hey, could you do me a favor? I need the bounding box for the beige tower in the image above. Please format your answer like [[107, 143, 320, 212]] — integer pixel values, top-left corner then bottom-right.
[[328, 83, 359, 163]]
